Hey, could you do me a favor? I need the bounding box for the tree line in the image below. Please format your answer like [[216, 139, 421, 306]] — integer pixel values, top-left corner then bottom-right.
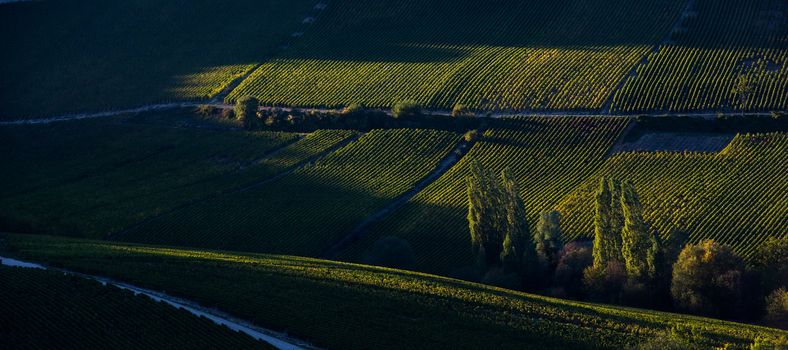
[[462, 161, 786, 328]]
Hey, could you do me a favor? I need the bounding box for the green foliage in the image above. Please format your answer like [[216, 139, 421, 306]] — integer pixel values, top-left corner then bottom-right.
[[341, 103, 366, 116], [764, 288, 788, 329], [620, 180, 658, 281], [349, 117, 630, 275], [535, 210, 564, 269], [0, 266, 270, 349], [463, 129, 481, 142], [235, 96, 260, 129], [671, 240, 746, 318], [593, 178, 623, 268], [553, 243, 593, 299], [392, 100, 422, 119], [451, 104, 475, 118], [500, 168, 538, 277], [467, 159, 504, 269], [584, 261, 627, 304], [8, 233, 786, 350], [752, 236, 788, 293]]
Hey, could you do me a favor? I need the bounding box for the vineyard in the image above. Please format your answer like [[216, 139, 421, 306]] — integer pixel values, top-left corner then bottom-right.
[[0, 265, 270, 350], [611, 0, 788, 112], [228, 0, 687, 111], [120, 129, 461, 256], [340, 117, 630, 274], [0, 0, 315, 119], [4, 233, 785, 350], [557, 132, 788, 259], [0, 114, 355, 238]]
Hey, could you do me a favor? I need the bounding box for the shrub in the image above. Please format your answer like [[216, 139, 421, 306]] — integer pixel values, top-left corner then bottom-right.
[[764, 288, 788, 329], [220, 108, 234, 120], [583, 261, 627, 303], [234, 96, 259, 129], [752, 236, 787, 293], [342, 103, 366, 116], [362, 236, 416, 270], [553, 242, 593, 299], [463, 130, 480, 142], [671, 240, 746, 318], [194, 104, 217, 117], [451, 104, 475, 118], [392, 100, 421, 119]]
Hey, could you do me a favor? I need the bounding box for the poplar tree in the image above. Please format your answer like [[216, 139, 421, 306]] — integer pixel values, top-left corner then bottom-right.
[[609, 179, 624, 248], [500, 168, 536, 274], [535, 210, 564, 268], [620, 180, 658, 281], [592, 178, 623, 268], [467, 159, 504, 269]]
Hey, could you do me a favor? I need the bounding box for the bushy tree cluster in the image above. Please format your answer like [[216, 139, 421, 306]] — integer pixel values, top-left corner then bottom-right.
[[585, 178, 668, 306], [466, 161, 564, 289]]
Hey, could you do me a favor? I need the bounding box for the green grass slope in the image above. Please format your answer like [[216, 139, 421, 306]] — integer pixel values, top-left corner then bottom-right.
[[4, 234, 786, 350], [0, 0, 315, 119], [557, 132, 788, 259], [120, 129, 460, 256], [0, 265, 271, 350], [0, 113, 355, 238], [341, 117, 630, 275], [611, 0, 787, 113], [228, 0, 687, 111]]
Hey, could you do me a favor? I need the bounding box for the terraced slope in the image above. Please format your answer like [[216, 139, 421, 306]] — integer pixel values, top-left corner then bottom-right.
[[0, 114, 354, 238], [228, 0, 687, 111], [557, 132, 788, 259], [611, 0, 788, 112], [0, 0, 315, 119], [5, 234, 786, 350], [0, 266, 271, 350], [120, 129, 461, 256], [341, 117, 630, 275]]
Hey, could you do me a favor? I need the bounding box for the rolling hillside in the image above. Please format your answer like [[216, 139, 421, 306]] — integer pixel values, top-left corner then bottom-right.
[[557, 132, 788, 259], [341, 117, 631, 274], [119, 128, 461, 256], [0, 0, 316, 118], [0, 265, 272, 350], [4, 233, 786, 350], [228, 0, 688, 111], [611, 0, 787, 112], [0, 112, 355, 238], [3, 0, 783, 119]]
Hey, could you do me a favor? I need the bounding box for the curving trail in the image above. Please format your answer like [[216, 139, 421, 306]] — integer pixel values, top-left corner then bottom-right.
[[0, 256, 322, 350]]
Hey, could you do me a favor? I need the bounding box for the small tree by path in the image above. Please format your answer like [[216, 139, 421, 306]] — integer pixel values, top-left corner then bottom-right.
[[392, 100, 422, 119], [235, 96, 259, 129], [732, 74, 754, 116]]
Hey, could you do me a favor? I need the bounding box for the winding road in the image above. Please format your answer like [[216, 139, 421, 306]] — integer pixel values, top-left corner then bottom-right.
[[0, 256, 321, 350]]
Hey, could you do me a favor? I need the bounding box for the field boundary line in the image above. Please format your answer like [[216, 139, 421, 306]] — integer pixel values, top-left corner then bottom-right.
[[213, 1, 334, 104], [320, 133, 477, 259], [599, 0, 697, 114]]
